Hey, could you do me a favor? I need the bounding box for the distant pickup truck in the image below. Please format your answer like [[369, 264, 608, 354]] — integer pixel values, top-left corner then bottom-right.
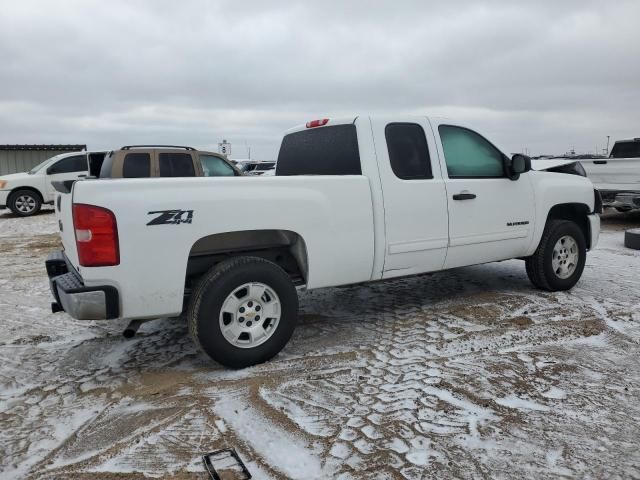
[[582, 138, 640, 211], [46, 116, 601, 368]]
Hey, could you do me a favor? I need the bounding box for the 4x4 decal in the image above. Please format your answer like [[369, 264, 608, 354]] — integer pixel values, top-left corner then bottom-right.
[[147, 209, 194, 226]]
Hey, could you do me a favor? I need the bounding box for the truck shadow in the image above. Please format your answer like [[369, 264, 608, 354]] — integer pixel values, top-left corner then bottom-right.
[[71, 260, 542, 372], [0, 208, 55, 219]]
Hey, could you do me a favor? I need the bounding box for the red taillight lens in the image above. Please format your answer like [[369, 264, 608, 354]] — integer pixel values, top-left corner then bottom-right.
[[305, 118, 329, 128], [73, 203, 119, 267]]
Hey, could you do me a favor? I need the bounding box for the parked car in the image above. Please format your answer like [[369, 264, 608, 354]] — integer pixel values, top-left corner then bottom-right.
[[0, 151, 106, 216], [46, 116, 601, 368], [236, 160, 276, 175], [99, 145, 241, 179], [0, 146, 240, 217]]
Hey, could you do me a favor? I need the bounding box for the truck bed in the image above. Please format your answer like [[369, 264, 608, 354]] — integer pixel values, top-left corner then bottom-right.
[[58, 176, 375, 319]]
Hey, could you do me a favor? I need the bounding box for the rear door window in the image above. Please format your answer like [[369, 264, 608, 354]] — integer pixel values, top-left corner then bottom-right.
[[159, 152, 195, 177], [123, 153, 151, 178], [276, 124, 361, 176], [385, 123, 433, 180]]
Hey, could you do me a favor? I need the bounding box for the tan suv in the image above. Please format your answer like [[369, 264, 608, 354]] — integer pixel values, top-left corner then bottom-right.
[[98, 145, 241, 178]]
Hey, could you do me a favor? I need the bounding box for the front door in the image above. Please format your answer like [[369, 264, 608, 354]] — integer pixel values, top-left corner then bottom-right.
[[371, 117, 449, 278], [45, 154, 89, 201], [434, 124, 535, 269]]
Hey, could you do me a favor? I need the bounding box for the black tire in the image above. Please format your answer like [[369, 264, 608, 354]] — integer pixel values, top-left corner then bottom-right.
[[625, 229, 640, 250], [525, 219, 587, 291], [8, 189, 42, 216], [188, 256, 298, 368]]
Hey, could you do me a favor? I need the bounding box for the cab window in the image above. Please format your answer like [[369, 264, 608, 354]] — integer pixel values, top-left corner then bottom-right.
[[439, 125, 505, 178], [200, 155, 236, 176], [385, 123, 432, 180]]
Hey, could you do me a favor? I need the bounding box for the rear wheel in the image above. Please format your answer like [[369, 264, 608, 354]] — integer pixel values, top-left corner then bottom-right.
[[188, 256, 298, 368], [8, 189, 42, 216], [525, 219, 586, 291]]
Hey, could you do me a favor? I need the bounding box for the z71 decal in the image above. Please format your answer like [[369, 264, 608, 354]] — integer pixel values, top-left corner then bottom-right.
[[147, 209, 194, 226]]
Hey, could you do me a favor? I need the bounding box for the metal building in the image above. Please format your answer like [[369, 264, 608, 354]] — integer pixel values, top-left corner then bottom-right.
[[0, 145, 86, 176]]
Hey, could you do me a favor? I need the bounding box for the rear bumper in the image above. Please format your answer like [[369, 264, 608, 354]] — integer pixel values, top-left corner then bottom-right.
[[587, 214, 600, 250], [46, 250, 120, 320]]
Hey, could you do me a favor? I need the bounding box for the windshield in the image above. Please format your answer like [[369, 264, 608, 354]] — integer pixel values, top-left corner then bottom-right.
[[28, 155, 61, 174]]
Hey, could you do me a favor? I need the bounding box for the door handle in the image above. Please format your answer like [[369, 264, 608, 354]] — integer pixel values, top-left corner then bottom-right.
[[593, 160, 607, 165], [453, 192, 476, 200]]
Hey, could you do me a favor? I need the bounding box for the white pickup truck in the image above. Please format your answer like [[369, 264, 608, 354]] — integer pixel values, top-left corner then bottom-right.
[[582, 138, 640, 211], [46, 116, 601, 368]]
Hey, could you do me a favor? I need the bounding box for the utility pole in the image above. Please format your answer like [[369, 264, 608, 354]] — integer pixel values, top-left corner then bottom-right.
[[606, 135, 610, 155]]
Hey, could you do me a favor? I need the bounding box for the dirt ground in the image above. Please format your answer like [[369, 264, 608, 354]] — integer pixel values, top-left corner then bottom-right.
[[1, 208, 639, 479]]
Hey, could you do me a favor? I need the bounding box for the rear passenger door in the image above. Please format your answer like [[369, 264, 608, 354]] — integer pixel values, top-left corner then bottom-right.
[[371, 117, 449, 277]]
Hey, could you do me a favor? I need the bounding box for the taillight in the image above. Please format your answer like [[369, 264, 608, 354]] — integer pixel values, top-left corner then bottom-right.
[[306, 118, 329, 128], [73, 203, 119, 267]]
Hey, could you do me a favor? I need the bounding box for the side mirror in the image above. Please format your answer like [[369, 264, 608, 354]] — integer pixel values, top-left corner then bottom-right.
[[508, 154, 531, 180]]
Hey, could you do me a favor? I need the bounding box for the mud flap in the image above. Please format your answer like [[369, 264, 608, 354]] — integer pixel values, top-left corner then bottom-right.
[[202, 448, 251, 479]]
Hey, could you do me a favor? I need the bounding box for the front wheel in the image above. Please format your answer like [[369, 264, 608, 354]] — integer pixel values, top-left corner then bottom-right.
[[8, 189, 42, 216], [188, 256, 298, 368], [525, 219, 587, 291]]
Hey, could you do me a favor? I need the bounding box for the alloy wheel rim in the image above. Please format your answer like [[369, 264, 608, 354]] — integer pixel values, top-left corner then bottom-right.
[[16, 195, 36, 213], [218, 282, 281, 349], [552, 235, 579, 279]]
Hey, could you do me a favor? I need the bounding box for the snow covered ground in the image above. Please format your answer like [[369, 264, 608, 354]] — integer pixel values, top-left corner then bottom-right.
[[1, 208, 639, 479]]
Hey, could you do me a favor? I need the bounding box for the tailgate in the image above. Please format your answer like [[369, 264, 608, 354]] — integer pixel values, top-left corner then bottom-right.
[[53, 181, 80, 268]]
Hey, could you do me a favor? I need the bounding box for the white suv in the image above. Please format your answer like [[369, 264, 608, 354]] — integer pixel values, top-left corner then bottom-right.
[[0, 151, 105, 216]]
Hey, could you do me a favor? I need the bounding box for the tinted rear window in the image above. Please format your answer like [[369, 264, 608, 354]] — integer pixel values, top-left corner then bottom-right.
[[276, 124, 361, 176], [123, 153, 151, 178], [610, 141, 640, 158], [159, 153, 195, 177], [385, 123, 432, 180]]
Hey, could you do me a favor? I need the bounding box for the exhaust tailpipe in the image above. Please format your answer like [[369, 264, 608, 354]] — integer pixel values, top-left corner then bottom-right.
[[123, 319, 143, 339]]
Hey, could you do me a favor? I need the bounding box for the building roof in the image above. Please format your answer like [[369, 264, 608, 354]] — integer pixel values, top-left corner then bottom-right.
[[0, 144, 86, 151]]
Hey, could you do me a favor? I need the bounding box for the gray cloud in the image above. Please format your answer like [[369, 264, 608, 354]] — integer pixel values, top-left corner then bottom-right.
[[0, 0, 638, 159]]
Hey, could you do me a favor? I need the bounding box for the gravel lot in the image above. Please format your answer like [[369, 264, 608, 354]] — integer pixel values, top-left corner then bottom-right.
[[1, 208, 639, 479]]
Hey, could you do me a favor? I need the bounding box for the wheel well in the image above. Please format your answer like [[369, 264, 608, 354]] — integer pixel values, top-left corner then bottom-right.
[[546, 203, 591, 248], [186, 230, 308, 289], [9, 186, 43, 203]]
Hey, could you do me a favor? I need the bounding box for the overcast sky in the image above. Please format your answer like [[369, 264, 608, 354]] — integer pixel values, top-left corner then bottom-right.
[[1, 0, 639, 159]]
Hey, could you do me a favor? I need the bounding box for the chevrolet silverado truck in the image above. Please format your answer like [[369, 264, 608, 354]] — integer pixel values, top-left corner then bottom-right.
[[45, 116, 601, 368]]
